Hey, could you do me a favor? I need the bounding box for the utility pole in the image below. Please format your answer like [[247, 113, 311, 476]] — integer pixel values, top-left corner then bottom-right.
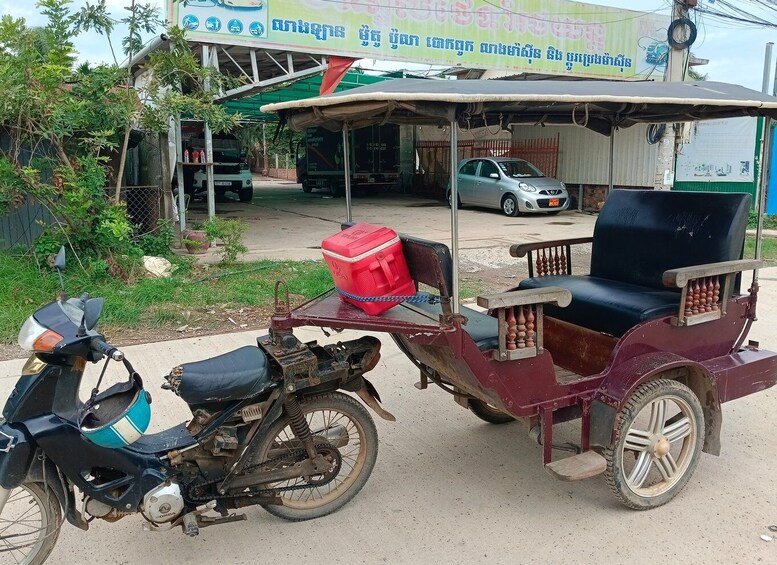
[[654, 0, 695, 190]]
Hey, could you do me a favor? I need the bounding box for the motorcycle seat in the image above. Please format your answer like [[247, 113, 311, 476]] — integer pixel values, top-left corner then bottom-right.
[[172, 346, 275, 406]]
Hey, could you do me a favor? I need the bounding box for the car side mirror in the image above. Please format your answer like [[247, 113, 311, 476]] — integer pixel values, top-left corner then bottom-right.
[[489, 173, 500, 179], [83, 297, 105, 332]]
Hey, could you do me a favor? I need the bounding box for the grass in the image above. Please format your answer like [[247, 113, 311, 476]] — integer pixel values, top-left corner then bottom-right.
[[745, 234, 777, 262], [0, 254, 334, 344]]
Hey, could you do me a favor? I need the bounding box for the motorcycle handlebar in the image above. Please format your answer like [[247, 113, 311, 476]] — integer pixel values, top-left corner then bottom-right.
[[91, 338, 124, 361]]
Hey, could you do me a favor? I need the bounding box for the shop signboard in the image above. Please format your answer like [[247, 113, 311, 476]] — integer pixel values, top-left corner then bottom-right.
[[167, 0, 668, 80]]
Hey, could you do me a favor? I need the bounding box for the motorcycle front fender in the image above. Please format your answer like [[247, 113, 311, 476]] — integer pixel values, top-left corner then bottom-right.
[[0, 423, 35, 490]]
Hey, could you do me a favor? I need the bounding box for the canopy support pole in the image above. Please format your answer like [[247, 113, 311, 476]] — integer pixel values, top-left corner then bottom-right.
[[174, 116, 186, 234], [754, 116, 772, 286], [203, 45, 215, 220], [450, 120, 460, 315], [607, 123, 615, 198], [342, 125, 352, 222]]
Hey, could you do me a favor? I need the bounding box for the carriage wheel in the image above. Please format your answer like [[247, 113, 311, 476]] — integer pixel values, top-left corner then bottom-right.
[[468, 399, 515, 425], [604, 379, 704, 510]]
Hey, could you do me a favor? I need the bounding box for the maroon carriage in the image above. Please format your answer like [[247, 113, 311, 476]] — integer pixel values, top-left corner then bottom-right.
[[259, 79, 777, 509]]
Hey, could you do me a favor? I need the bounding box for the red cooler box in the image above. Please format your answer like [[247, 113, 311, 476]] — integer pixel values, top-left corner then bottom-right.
[[322, 224, 415, 315]]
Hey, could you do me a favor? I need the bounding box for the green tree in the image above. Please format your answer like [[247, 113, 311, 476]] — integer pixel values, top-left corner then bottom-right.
[[0, 0, 241, 273]]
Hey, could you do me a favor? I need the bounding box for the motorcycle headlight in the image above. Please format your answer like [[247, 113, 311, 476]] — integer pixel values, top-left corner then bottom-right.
[[18, 316, 63, 352], [518, 182, 536, 192]]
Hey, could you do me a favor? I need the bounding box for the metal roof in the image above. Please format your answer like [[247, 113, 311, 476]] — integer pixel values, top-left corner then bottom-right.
[[222, 71, 390, 122], [261, 78, 777, 135]]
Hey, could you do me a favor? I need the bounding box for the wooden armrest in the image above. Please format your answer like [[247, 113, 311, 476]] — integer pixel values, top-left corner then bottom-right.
[[662, 259, 764, 288], [510, 237, 593, 258], [476, 287, 572, 310]]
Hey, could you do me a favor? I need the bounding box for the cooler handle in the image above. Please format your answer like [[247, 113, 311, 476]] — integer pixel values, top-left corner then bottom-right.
[[376, 252, 396, 289]]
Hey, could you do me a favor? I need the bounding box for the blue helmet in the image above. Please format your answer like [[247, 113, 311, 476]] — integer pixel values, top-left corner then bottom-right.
[[80, 374, 151, 448]]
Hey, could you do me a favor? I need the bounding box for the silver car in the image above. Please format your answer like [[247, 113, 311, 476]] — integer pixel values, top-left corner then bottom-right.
[[447, 157, 569, 216]]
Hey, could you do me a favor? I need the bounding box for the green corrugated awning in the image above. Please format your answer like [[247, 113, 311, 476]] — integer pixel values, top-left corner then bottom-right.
[[222, 71, 391, 122]]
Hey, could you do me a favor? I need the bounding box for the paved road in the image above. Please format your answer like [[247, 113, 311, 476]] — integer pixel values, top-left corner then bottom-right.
[[2, 270, 776, 564]]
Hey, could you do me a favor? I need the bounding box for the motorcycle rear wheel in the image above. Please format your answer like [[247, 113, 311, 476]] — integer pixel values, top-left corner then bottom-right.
[[250, 392, 378, 521], [0, 482, 61, 565]]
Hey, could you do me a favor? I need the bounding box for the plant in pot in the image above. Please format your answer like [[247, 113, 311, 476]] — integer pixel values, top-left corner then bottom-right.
[[182, 221, 212, 254]]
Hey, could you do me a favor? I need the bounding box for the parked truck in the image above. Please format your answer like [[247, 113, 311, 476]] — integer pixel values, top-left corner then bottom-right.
[[296, 124, 401, 195]]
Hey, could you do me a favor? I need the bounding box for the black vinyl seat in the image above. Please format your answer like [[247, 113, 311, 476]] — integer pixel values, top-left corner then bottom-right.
[[174, 346, 274, 406], [517, 190, 750, 337], [410, 301, 499, 351]]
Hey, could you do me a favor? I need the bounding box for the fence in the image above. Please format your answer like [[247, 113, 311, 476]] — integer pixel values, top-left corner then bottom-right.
[[0, 199, 55, 250], [109, 185, 165, 235], [414, 135, 560, 197]]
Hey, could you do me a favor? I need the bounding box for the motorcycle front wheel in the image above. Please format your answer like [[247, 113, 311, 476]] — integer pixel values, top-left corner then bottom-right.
[[250, 392, 378, 521], [0, 482, 61, 565]]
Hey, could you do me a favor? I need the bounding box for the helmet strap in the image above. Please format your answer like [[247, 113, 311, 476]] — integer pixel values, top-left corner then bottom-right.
[[89, 357, 111, 404]]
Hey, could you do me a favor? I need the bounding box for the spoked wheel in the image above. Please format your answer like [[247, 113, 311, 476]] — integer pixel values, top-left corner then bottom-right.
[[605, 379, 704, 510], [468, 399, 515, 425], [0, 483, 61, 565], [251, 392, 378, 521]]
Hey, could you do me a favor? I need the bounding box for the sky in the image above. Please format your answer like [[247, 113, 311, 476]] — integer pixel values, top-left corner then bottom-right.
[[0, 0, 775, 91]]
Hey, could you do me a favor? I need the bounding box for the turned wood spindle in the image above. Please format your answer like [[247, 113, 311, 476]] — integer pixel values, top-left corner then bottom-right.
[[704, 277, 713, 312], [516, 305, 527, 349], [506, 307, 517, 350], [684, 282, 694, 317], [691, 279, 701, 315], [712, 276, 720, 311], [535, 253, 543, 277], [559, 247, 567, 274], [525, 306, 535, 348], [553, 247, 561, 275]]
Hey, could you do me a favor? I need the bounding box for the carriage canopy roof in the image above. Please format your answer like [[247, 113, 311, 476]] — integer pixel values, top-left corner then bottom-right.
[[261, 78, 777, 135]]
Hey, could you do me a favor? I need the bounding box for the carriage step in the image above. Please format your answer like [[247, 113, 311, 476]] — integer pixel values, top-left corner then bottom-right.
[[544, 451, 606, 481]]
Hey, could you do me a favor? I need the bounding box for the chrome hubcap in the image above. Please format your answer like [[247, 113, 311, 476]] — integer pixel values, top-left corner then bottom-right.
[[503, 199, 515, 214]]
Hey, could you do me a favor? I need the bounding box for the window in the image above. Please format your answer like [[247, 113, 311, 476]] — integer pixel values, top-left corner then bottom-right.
[[480, 160, 500, 178], [497, 160, 544, 178], [459, 160, 478, 176]]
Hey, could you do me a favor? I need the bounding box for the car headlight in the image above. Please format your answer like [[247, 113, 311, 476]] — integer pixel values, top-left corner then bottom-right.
[[18, 316, 63, 352], [560, 182, 566, 191], [518, 182, 536, 192], [239, 162, 249, 170]]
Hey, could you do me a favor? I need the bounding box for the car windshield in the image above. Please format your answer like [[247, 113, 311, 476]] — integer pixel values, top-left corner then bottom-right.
[[498, 160, 544, 178]]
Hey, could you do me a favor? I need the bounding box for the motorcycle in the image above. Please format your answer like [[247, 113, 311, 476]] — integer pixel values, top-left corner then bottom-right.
[[0, 248, 389, 565]]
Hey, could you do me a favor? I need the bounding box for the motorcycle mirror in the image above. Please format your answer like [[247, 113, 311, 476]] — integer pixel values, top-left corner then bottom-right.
[[54, 246, 66, 293], [54, 247, 66, 272], [83, 298, 105, 332]]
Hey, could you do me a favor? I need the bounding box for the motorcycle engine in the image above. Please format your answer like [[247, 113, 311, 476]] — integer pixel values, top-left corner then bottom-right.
[[141, 482, 185, 524]]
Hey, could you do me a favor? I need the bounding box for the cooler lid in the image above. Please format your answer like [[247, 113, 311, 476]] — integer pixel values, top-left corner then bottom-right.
[[321, 223, 399, 259]]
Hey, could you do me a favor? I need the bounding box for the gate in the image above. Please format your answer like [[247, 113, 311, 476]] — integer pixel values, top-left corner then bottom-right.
[[414, 135, 560, 197]]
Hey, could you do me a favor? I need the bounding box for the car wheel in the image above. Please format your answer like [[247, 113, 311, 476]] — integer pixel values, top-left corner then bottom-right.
[[302, 179, 312, 193], [446, 190, 462, 209], [238, 187, 253, 202], [501, 194, 519, 217]]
